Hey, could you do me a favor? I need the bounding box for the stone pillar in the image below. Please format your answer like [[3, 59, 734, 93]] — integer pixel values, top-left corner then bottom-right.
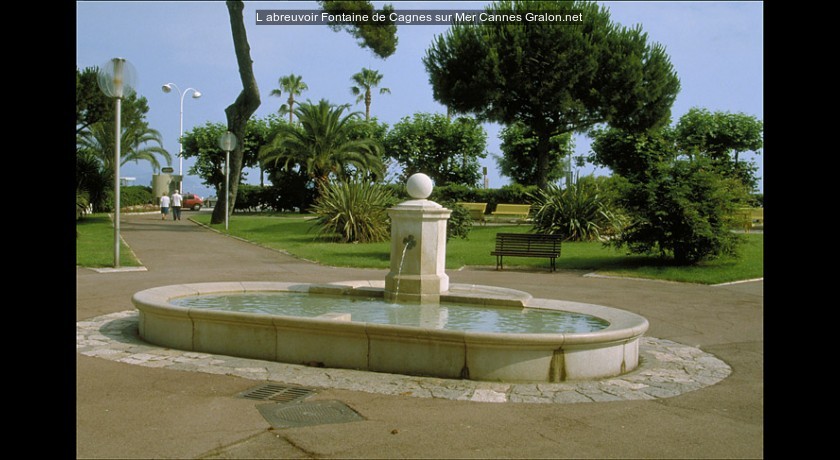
[[384, 174, 451, 303]]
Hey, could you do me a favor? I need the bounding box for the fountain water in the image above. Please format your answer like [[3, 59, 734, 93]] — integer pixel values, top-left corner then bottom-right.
[[392, 235, 417, 302], [133, 173, 649, 382]]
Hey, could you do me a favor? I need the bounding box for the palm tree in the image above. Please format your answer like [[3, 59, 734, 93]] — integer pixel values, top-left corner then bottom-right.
[[260, 99, 384, 192], [270, 74, 308, 124], [77, 121, 172, 172], [350, 68, 390, 121]]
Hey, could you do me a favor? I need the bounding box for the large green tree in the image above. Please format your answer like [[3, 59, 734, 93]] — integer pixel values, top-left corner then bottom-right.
[[270, 74, 308, 124], [318, 0, 398, 58], [674, 107, 763, 191], [385, 113, 486, 186], [260, 99, 385, 192], [181, 116, 282, 194], [76, 67, 151, 136], [590, 115, 750, 265], [496, 122, 573, 186], [76, 67, 109, 135], [424, 0, 680, 188], [350, 68, 390, 121]]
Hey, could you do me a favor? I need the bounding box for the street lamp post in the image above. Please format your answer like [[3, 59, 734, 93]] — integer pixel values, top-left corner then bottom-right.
[[161, 83, 201, 193], [218, 131, 237, 231], [98, 58, 137, 268]]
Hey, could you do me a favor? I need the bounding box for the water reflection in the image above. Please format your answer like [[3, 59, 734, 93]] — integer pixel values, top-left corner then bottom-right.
[[172, 293, 609, 334]]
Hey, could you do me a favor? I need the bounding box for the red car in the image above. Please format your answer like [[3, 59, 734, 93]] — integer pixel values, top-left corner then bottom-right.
[[181, 193, 204, 211]]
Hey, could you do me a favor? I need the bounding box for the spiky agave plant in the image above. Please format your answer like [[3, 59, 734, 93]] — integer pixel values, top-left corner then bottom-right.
[[529, 182, 620, 241], [311, 177, 395, 243]]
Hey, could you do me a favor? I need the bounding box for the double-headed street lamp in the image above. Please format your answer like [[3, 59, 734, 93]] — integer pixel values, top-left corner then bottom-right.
[[98, 57, 137, 268], [161, 82, 201, 193]]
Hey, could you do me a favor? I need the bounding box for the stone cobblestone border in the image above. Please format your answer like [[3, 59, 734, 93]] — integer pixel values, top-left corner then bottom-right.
[[78, 311, 731, 404]]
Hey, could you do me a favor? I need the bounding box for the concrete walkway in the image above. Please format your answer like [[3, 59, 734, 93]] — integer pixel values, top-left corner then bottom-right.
[[76, 212, 763, 459]]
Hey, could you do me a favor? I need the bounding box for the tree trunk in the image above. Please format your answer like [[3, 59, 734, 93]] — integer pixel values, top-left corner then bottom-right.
[[535, 129, 551, 190], [365, 90, 371, 121], [212, 0, 261, 225]]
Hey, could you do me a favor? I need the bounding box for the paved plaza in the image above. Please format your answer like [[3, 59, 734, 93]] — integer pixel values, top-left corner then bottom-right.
[[76, 212, 763, 458]]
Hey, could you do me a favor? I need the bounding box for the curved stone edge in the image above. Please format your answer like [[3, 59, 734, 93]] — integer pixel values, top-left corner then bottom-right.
[[132, 281, 650, 381], [77, 311, 731, 404]]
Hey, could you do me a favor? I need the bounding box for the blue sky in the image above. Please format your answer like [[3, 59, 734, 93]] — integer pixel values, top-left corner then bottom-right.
[[77, 1, 764, 198]]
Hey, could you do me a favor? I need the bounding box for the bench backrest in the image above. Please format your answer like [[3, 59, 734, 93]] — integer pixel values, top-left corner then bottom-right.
[[494, 204, 531, 214], [495, 233, 561, 253], [457, 202, 487, 212]]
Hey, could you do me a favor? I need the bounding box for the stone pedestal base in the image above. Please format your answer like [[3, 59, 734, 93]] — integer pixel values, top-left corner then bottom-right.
[[383, 198, 451, 304]]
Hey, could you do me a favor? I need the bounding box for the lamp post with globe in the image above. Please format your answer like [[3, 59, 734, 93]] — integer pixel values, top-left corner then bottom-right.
[[97, 57, 137, 268]]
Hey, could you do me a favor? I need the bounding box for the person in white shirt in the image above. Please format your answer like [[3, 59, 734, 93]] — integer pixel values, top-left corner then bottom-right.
[[171, 190, 183, 221], [159, 194, 171, 220]]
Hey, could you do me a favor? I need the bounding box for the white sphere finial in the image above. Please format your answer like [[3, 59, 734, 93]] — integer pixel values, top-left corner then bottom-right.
[[406, 173, 433, 199]]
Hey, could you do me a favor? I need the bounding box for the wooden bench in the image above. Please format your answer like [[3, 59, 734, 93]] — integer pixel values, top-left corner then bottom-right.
[[491, 233, 562, 272], [456, 202, 487, 225], [491, 204, 532, 222]]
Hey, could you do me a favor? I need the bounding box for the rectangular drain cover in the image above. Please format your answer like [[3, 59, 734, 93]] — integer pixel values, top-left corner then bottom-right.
[[236, 384, 317, 403], [257, 400, 366, 429]]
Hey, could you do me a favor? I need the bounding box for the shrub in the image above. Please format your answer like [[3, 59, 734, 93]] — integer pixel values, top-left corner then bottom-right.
[[311, 178, 396, 243], [233, 184, 262, 212], [529, 182, 621, 241], [77, 150, 111, 213], [76, 191, 90, 221], [440, 201, 473, 241], [615, 158, 748, 264], [430, 183, 475, 203], [121, 186, 153, 208], [265, 168, 318, 212]]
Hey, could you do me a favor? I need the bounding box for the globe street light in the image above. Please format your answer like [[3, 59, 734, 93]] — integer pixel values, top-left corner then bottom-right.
[[161, 82, 201, 193], [218, 131, 237, 231], [98, 57, 137, 268]]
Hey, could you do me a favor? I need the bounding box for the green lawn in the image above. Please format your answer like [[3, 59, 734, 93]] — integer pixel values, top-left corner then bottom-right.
[[76, 214, 142, 267], [191, 213, 763, 284]]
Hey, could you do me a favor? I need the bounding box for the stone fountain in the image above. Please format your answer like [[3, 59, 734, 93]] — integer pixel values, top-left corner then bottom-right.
[[384, 173, 451, 303], [132, 173, 650, 382]]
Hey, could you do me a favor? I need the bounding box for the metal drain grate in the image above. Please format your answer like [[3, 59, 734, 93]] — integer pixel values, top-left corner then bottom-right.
[[236, 384, 317, 403], [256, 400, 366, 429]]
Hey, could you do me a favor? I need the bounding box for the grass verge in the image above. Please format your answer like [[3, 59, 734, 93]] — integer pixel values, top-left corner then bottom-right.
[[76, 214, 142, 267], [191, 213, 763, 284]]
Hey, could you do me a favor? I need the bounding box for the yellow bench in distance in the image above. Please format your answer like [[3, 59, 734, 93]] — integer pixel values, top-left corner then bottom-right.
[[456, 202, 487, 225], [491, 204, 532, 223]]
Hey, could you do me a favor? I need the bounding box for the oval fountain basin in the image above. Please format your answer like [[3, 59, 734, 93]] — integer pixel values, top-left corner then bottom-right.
[[171, 292, 611, 334], [132, 281, 649, 383]]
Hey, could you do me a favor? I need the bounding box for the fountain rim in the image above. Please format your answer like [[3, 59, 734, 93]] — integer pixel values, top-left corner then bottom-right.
[[132, 281, 649, 345]]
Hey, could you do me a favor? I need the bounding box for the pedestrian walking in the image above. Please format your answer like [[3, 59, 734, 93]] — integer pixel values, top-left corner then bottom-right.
[[171, 190, 183, 221], [159, 194, 170, 220]]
